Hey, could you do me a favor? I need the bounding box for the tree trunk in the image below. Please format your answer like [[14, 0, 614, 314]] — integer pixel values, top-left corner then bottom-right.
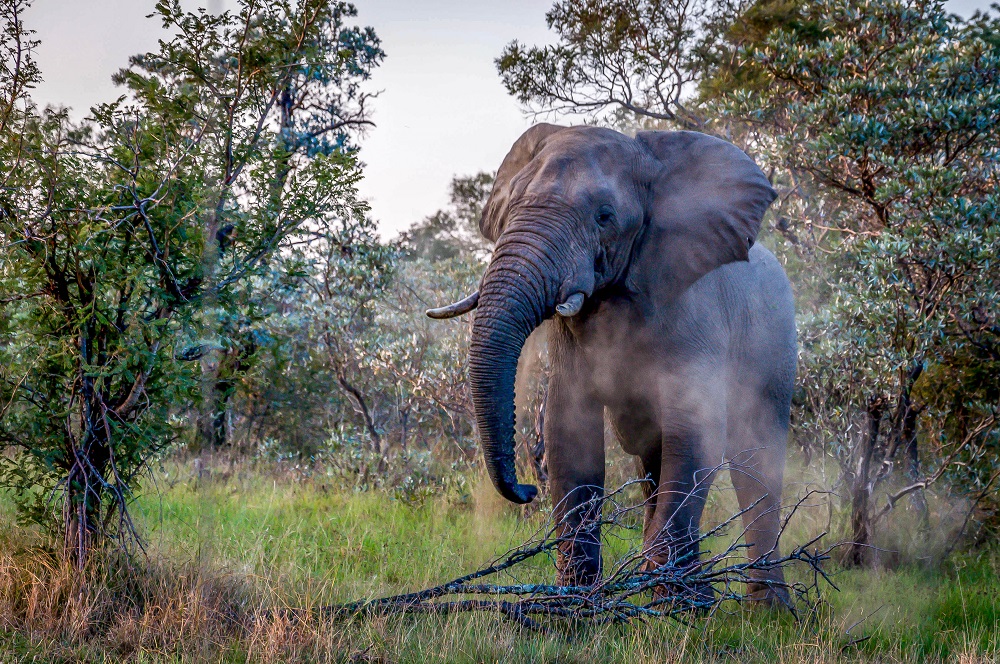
[[199, 339, 253, 450], [530, 389, 548, 488], [64, 494, 95, 569], [197, 350, 221, 451], [65, 458, 106, 569], [64, 431, 108, 567], [337, 373, 382, 454], [212, 383, 232, 448], [66, 332, 110, 567], [846, 397, 885, 567], [902, 402, 929, 525], [399, 408, 409, 451]]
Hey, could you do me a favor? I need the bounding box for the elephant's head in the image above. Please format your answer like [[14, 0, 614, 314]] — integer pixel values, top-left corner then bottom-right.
[[427, 125, 776, 504]]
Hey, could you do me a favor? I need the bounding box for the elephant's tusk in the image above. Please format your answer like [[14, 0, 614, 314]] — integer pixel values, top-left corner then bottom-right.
[[555, 292, 585, 317], [426, 290, 480, 319]]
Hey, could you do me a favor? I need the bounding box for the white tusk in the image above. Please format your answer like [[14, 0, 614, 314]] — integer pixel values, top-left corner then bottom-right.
[[426, 290, 480, 319], [555, 292, 585, 317]]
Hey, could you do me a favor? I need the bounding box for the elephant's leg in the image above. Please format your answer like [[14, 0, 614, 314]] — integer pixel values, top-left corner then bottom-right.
[[642, 377, 727, 602], [546, 358, 605, 586], [643, 433, 719, 575], [634, 448, 661, 548], [727, 395, 790, 605], [611, 410, 661, 545]]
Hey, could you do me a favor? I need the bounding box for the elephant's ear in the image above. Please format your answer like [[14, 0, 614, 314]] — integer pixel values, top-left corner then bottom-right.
[[480, 123, 568, 242], [634, 130, 776, 293]]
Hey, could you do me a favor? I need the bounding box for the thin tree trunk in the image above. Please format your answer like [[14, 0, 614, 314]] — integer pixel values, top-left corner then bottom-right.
[[198, 80, 296, 452], [211, 384, 232, 448], [64, 491, 94, 569], [900, 364, 926, 521], [338, 373, 382, 454], [66, 330, 110, 567], [902, 402, 929, 524], [846, 397, 885, 567], [530, 391, 548, 488], [399, 408, 409, 451], [197, 351, 221, 451], [877, 362, 923, 481], [65, 436, 109, 567], [885, 362, 928, 525]]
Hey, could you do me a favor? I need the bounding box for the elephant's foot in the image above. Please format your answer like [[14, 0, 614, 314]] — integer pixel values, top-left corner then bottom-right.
[[746, 580, 791, 608], [556, 525, 602, 587], [641, 557, 715, 611], [556, 554, 601, 587]]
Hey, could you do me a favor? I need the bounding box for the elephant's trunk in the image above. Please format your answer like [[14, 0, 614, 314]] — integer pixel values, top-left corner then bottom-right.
[[469, 239, 562, 504]]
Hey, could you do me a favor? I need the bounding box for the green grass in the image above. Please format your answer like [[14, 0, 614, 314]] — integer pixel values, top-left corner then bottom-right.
[[1, 458, 998, 662]]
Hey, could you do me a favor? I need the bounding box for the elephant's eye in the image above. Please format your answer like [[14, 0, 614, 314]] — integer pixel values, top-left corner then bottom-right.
[[595, 205, 616, 227]]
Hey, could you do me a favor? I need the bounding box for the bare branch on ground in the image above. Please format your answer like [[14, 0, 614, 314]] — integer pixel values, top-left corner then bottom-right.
[[303, 473, 837, 628]]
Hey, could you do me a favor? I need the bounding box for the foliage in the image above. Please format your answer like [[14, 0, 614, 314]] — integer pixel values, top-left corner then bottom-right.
[[238, 249, 483, 461], [231, 174, 491, 480], [495, 0, 751, 128], [0, 0, 382, 560], [716, 0, 1000, 558], [229, 206, 396, 456]]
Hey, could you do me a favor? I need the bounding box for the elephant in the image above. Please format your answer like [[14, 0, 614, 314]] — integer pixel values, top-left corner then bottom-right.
[[427, 124, 796, 603]]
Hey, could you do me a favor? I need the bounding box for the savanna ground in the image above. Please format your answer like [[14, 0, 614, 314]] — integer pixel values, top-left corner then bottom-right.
[[1, 454, 997, 663]]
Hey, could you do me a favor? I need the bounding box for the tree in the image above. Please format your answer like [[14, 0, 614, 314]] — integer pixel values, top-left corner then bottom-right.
[[718, 0, 1000, 564], [496, 0, 750, 128], [234, 174, 489, 482], [188, 0, 383, 451], [0, 0, 381, 564]]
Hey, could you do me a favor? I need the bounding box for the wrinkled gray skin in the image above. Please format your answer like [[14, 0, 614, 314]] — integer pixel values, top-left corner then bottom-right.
[[433, 124, 795, 603]]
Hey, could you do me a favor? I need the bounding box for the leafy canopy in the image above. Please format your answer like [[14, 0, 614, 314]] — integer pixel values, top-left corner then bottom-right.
[[0, 0, 383, 554]]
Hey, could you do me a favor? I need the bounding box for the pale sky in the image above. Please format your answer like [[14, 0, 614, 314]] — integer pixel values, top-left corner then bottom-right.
[[25, 0, 991, 237]]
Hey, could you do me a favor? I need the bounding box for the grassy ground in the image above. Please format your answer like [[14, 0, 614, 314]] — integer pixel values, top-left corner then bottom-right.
[[1, 457, 998, 662]]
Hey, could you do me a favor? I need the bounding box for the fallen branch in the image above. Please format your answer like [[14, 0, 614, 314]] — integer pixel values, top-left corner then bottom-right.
[[309, 475, 836, 627]]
